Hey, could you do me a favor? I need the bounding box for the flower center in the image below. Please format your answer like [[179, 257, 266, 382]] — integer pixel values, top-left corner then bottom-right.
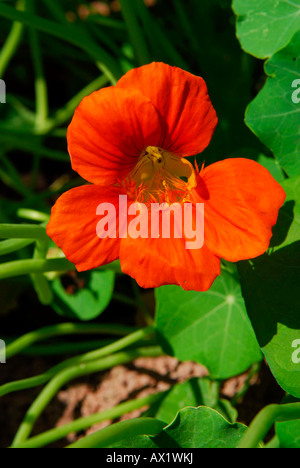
[[123, 146, 197, 205]]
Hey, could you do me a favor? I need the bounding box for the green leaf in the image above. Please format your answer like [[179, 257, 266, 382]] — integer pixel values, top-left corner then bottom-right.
[[246, 31, 300, 177], [155, 270, 262, 379], [144, 378, 237, 424], [256, 154, 286, 183], [276, 420, 300, 447], [111, 407, 247, 448], [238, 175, 300, 397], [52, 270, 115, 321], [276, 397, 300, 448], [232, 0, 300, 59]]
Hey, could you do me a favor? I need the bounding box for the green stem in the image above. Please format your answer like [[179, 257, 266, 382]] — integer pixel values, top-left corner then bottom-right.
[[86, 15, 126, 31], [30, 234, 53, 305], [119, 0, 150, 65], [0, 257, 123, 280], [113, 292, 137, 307], [13, 393, 162, 448], [134, 0, 188, 69], [17, 209, 50, 223], [1, 327, 157, 398], [6, 322, 139, 359], [20, 340, 115, 356], [11, 346, 162, 445], [27, 0, 49, 131], [0, 0, 25, 77], [238, 403, 300, 448], [0, 257, 74, 280], [36, 74, 109, 134], [0, 223, 47, 240], [67, 418, 165, 449], [0, 374, 50, 398], [0, 239, 34, 256], [132, 279, 153, 326], [21, 339, 157, 356], [55, 326, 156, 369], [0, 343, 158, 399], [172, 0, 199, 54], [0, 153, 32, 197]]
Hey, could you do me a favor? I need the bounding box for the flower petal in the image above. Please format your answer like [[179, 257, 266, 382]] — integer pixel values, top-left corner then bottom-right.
[[117, 62, 218, 157], [68, 86, 165, 185], [120, 234, 221, 292], [47, 185, 128, 271], [196, 158, 286, 262]]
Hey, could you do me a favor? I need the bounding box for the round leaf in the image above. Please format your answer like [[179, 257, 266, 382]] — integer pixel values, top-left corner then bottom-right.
[[155, 270, 262, 379], [233, 0, 300, 59]]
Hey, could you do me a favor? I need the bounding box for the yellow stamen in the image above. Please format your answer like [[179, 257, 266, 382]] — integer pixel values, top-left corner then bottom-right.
[[125, 146, 198, 205]]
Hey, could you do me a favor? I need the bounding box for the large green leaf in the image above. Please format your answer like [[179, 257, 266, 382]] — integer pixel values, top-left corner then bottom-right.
[[155, 270, 262, 379], [144, 378, 237, 424], [110, 407, 247, 449], [238, 175, 300, 397], [232, 0, 300, 59], [52, 270, 115, 321], [246, 32, 300, 177]]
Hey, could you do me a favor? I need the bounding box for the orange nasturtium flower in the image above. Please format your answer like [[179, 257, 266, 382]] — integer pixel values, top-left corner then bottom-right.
[[47, 62, 286, 291]]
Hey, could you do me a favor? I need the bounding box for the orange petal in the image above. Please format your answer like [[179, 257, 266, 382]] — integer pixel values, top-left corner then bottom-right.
[[47, 185, 128, 271], [68, 86, 165, 185], [196, 158, 286, 262], [117, 62, 218, 157], [120, 234, 221, 292]]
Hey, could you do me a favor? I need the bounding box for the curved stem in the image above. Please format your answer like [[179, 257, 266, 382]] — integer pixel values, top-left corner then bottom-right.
[[37, 74, 109, 134], [67, 418, 165, 449], [11, 346, 162, 446], [0, 239, 34, 256], [238, 403, 300, 448], [6, 322, 139, 359], [0, 0, 25, 77], [22, 339, 157, 356], [1, 326, 156, 397], [13, 393, 162, 448], [0, 257, 74, 280], [0, 257, 122, 280], [17, 209, 50, 223], [51, 325, 156, 369]]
